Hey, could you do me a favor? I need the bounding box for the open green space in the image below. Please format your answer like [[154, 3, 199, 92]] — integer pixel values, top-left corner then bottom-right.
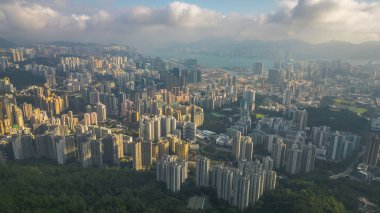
[[211, 112, 225, 117], [255, 113, 265, 119], [199, 144, 232, 162], [307, 107, 369, 134], [200, 112, 231, 133], [321, 96, 369, 115], [252, 172, 380, 213], [334, 98, 344, 105], [348, 107, 367, 114], [0, 71, 45, 89], [16, 57, 60, 68], [200, 98, 242, 133]]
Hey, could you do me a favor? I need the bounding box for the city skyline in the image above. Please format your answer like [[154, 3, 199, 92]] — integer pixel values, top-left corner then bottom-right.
[[1, 0, 380, 46], [0, 1, 380, 212]]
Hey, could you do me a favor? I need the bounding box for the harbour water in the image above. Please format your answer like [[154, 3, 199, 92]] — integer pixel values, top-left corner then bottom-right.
[[142, 49, 276, 70]]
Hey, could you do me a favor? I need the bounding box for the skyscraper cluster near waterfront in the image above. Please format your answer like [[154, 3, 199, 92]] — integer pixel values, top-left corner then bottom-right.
[[1, 34, 379, 212]]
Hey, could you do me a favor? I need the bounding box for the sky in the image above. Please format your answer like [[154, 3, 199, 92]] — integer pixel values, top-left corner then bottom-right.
[[0, 0, 380, 46]]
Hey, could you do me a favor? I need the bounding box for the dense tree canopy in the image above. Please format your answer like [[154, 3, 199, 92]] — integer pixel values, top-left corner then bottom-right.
[[307, 107, 369, 134], [251, 173, 380, 213], [252, 178, 346, 213], [0, 163, 378, 213], [0, 163, 188, 213], [0, 71, 45, 89]]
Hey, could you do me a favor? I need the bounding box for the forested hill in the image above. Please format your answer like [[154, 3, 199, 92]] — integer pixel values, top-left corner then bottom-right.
[[0, 163, 188, 213], [1, 162, 376, 213]]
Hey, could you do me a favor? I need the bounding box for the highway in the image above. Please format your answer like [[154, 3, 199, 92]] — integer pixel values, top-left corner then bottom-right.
[[329, 148, 365, 180]]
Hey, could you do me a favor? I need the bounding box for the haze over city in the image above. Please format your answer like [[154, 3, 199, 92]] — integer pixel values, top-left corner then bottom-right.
[[0, 0, 380, 213]]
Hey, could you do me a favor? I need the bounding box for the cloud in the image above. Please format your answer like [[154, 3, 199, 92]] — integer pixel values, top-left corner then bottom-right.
[[53, 0, 68, 9], [93, 10, 112, 24], [120, 2, 224, 28], [0, 0, 379, 44], [71, 14, 90, 30], [0, 10, 5, 23], [265, 0, 380, 42], [0, 1, 90, 33]]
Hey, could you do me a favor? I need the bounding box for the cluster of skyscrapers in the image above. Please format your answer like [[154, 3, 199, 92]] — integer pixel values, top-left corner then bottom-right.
[[193, 155, 276, 210], [189, 74, 238, 111], [33, 85, 69, 117], [2, 40, 380, 211], [0, 93, 37, 134], [266, 138, 316, 175], [0, 77, 14, 93], [210, 158, 276, 210], [156, 155, 188, 192], [139, 114, 197, 143]]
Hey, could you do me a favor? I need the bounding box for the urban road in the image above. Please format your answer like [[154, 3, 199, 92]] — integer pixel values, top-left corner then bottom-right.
[[329, 148, 366, 180]]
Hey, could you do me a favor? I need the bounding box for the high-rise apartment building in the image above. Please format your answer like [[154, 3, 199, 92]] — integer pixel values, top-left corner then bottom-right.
[[328, 131, 345, 161], [240, 136, 254, 161], [142, 141, 152, 168], [271, 139, 287, 169], [268, 69, 282, 84], [253, 62, 264, 75], [133, 142, 142, 170], [91, 140, 103, 167], [363, 134, 380, 167], [183, 121, 196, 142], [161, 116, 171, 137], [285, 143, 302, 175], [232, 130, 242, 161], [133, 141, 152, 170], [158, 139, 170, 159], [232, 175, 251, 210], [292, 109, 308, 131], [311, 126, 330, 147], [96, 102, 107, 122], [175, 140, 189, 160], [282, 89, 292, 105], [195, 156, 210, 187], [102, 134, 123, 166], [166, 134, 178, 154], [211, 160, 276, 210], [300, 143, 316, 173], [242, 88, 256, 112], [156, 155, 188, 192]]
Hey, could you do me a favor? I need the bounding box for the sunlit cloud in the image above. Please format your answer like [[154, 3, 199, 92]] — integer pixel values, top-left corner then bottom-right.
[[0, 0, 379, 44]]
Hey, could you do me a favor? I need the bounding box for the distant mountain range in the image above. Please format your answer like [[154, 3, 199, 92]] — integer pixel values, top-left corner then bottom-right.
[[156, 38, 380, 61], [0, 37, 105, 49], [0, 37, 18, 49], [49, 41, 104, 47], [2, 36, 380, 61]]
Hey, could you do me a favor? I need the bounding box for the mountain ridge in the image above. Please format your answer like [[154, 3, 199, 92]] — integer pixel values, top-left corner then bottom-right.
[[0, 37, 18, 49], [2, 36, 380, 61], [156, 38, 380, 61]]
